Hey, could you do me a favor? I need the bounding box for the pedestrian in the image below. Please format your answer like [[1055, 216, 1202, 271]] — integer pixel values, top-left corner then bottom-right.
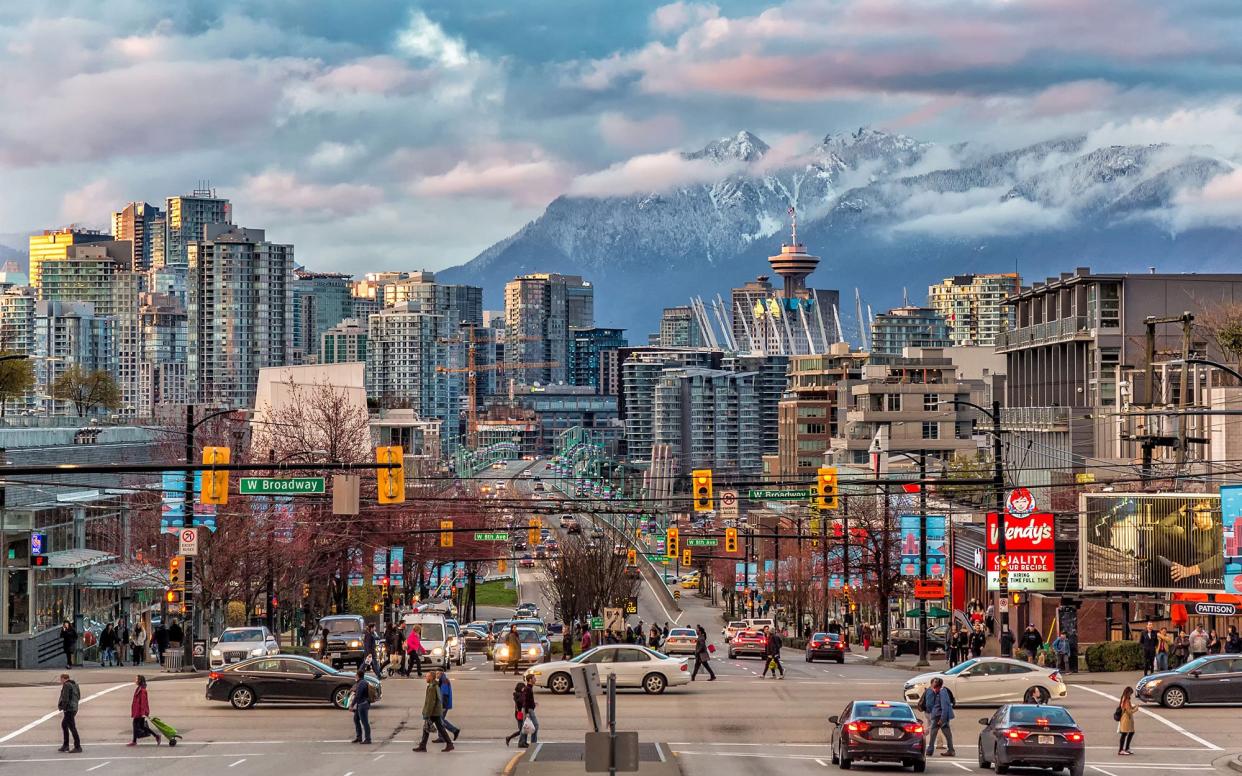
[[503, 625, 521, 675], [127, 675, 161, 746], [1156, 627, 1172, 671], [514, 674, 538, 748], [318, 625, 330, 661], [153, 620, 169, 666], [99, 624, 116, 668], [350, 669, 372, 744], [57, 673, 81, 753], [969, 625, 986, 658], [1020, 624, 1043, 663], [580, 627, 593, 653], [168, 619, 184, 653], [760, 625, 784, 679], [412, 672, 453, 753], [1226, 625, 1242, 654], [1052, 631, 1070, 673], [649, 624, 662, 649], [862, 622, 872, 652], [985, 604, 995, 637], [1208, 629, 1221, 655], [131, 623, 147, 666], [604, 630, 618, 645], [662, 622, 670, 639], [953, 626, 969, 668], [1138, 621, 1158, 676], [1116, 686, 1136, 755], [922, 677, 956, 757], [691, 625, 716, 681], [1172, 630, 1189, 668], [116, 618, 129, 665], [406, 625, 426, 677], [363, 623, 382, 680], [433, 670, 461, 743], [636, 619, 645, 645], [1190, 625, 1208, 659], [505, 680, 526, 746], [60, 621, 77, 669]]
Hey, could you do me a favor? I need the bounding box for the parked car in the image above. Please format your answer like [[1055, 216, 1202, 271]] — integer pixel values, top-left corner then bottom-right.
[[310, 615, 369, 670], [209, 626, 280, 669], [805, 632, 846, 664], [829, 700, 926, 772], [206, 654, 381, 710], [526, 644, 691, 695], [662, 628, 699, 655], [977, 704, 1085, 776], [1136, 654, 1242, 708], [728, 630, 768, 659], [904, 657, 1068, 706], [722, 621, 747, 642], [890, 627, 947, 656]]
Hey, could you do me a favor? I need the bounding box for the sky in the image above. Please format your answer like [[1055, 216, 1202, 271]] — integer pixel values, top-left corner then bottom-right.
[[1, 0, 1241, 272]]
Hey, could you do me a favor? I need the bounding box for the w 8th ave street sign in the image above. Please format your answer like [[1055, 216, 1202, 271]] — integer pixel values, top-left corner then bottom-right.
[[239, 477, 326, 495]]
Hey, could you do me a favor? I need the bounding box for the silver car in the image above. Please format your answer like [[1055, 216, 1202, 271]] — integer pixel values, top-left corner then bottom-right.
[[210, 626, 279, 668]]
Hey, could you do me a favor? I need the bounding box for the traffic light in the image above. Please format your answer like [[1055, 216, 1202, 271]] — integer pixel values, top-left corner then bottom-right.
[[440, 519, 454, 548], [497, 558, 507, 574], [626, 548, 637, 567], [201, 446, 230, 504], [165, 589, 181, 605], [169, 556, 184, 588], [666, 526, 679, 559], [302, 583, 311, 598], [682, 548, 691, 566], [375, 446, 406, 504], [1011, 591, 1021, 606], [816, 466, 839, 510], [997, 554, 1009, 589], [724, 527, 738, 553], [528, 517, 541, 546], [692, 469, 713, 512]]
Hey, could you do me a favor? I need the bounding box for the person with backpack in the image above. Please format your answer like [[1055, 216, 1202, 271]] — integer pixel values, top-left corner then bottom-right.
[[432, 671, 460, 743], [760, 625, 784, 679], [412, 671, 453, 753], [691, 625, 716, 681], [350, 669, 373, 744], [57, 673, 81, 753], [922, 677, 956, 757]]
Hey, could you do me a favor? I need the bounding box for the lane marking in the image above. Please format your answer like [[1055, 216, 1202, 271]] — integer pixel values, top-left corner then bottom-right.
[[228, 759, 247, 767], [1075, 685, 1222, 751], [814, 758, 828, 767], [372, 753, 385, 761], [0, 753, 267, 764], [951, 763, 972, 772], [0, 682, 129, 744], [1092, 766, 1120, 776], [86, 763, 111, 772]]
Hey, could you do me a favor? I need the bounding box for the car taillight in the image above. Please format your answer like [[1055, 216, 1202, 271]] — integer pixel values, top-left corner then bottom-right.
[[1064, 731, 1084, 743], [1002, 729, 1030, 741], [680, 663, 688, 671], [902, 723, 924, 735], [845, 721, 871, 734], [208, 672, 221, 680], [810, 641, 821, 648], [1048, 671, 1061, 683]]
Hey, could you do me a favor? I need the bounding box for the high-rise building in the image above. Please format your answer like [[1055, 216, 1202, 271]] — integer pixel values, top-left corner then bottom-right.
[[112, 202, 165, 270], [777, 344, 869, 478], [653, 367, 761, 476], [870, 306, 951, 358], [321, 319, 368, 364], [658, 306, 704, 348], [504, 273, 593, 385], [28, 228, 116, 291], [35, 241, 131, 317], [292, 270, 353, 363], [928, 273, 1021, 346], [365, 302, 454, 433], [0, 286, 37, 413], [618, 347, 723, 463], [727, 353, 789, 457], [137, 292, 188, 416], [187, 225, 293, 407], [569, 327, 626, 393], [34, 301, 115, 415], [165, 188, 232, 268], [111, 271, 148, 414]]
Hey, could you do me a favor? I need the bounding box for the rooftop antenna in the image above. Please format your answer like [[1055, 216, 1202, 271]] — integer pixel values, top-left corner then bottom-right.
[[903, 287, 909, 307], [787, 205, 798, 245]]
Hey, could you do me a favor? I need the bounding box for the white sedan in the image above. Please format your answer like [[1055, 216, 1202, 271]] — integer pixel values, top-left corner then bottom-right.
[[662, 628, 699, 655], [903, 657, 1068, 706], [525, 644, 691, 695]]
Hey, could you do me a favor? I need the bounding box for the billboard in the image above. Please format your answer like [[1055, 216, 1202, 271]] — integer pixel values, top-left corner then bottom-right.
[[899, 515, 947, 577], [1217, 487, 1242, 594], [985, 512, 1055, 591], [986, 512, 1055, 552], [1080, 493, 1224, 593]]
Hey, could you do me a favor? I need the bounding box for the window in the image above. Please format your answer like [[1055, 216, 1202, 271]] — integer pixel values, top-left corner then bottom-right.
[[922, 421, 939, 440], [924, 393, 939, 412], [886, 394, 901, 411], [281, 659, 315, 675]]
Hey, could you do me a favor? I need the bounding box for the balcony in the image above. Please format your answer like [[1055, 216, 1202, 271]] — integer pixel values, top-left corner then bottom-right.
[[996, 316, 1092, 350]]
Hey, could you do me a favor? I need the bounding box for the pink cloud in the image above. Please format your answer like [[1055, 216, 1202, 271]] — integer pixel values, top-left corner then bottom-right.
[[240, 170, 384, 217], [411, 149, 573, 207], [59, 179, 121, 226], [1025, 80, 1119, 118], [313, 56, 426, 95], [1172, 168, 1242, 230], [650, 2, 720, 35]]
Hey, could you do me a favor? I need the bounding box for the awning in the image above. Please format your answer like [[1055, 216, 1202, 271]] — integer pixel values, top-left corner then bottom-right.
[[45, 562, 166, 590], [43, 549, 117, 570]]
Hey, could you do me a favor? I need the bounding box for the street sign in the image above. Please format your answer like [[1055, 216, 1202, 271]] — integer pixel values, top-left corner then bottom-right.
[[473, 532, 511, 542], [747, 488, 811, 501], [685, 538, 718, 547], [603, 607, 624, 632], [179, 527, 199, 556], [29, 533, 46, 556], [719, 489, 739, 518], [1194, 601, 1237, 617], [239, 477, 326, 495], [589, 616, 604, 630], [913, 579, 946, 600]]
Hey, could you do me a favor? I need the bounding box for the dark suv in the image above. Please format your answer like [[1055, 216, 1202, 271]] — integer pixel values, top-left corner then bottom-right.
[[311, 615, 371, 670]]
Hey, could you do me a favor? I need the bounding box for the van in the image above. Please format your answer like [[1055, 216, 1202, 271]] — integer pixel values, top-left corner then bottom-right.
[[403, 612, 451, 669], [745, 618, 776, 633]]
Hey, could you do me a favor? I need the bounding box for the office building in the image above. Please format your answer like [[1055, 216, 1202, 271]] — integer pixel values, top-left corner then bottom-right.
[[658, 306, 704, 348], [187, 225, 293, 407], [165, 188, 231, 268], [112, 202, 165, 270], [727, 353, 790, 457], [653, 367, 761, 476], [321, 319, 368, 364], [569, 327, 626, 392], [34, 301, 116, 415], [870, 306, 951, 358], [777, 344, 870, 478], [292, 270, 353, 363], [928, 273, 1021, 346], [504, 273, 593, 385]]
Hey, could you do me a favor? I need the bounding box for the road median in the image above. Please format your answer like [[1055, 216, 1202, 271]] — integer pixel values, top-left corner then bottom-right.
[[505, 741, 682, 776]]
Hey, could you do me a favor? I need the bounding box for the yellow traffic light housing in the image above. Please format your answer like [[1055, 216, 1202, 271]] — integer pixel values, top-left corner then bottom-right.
[[169, 555, 184, 588], [692, 469, 713, 512], [165, 589, 180, 604], [528, 517, 541, 546], [375, 446, 406, 504], [1011, 591, 1021, 605], [440, 519, 454, 548], [201, 446, 230, 504], [626, 548, 637, 567], [682, 548, 691, 566], [816, 466, 839, 510], [666, 526, 679, 558], [497, 558, 507, 574], [724, 527, 738, 553]]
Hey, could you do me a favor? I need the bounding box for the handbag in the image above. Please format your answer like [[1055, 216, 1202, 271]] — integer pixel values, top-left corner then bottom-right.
[[1113, 706, 1123, 722], [522, 716, 536, 736], [707, 643, 716, 653], [516, 710, 524, 721]]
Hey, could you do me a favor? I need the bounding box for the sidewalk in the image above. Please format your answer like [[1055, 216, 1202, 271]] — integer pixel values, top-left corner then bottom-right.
[[857, 648, 1142, 686], [0, 663, 202, 688]]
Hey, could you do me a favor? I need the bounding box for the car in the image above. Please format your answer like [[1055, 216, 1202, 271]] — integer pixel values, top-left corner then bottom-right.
[[461, 624, 490, 652], [662, 628, 699, 655], [514, 603, 539, 619], [679, 574, 700, 589], [562, 517, 580, 533], [519, 555, 535, 568], [493, 627, 546, 671], [1136, 654, 1242, 708], [722, 621, 748, 642], [977, 704, 1085, 776], [745, 618, 775, 633], [533, 482, 546, 491], [904, 657, 1068, 706], [206, 654, 381, 710], [310, 615, 369, 669], [829, 700, 926, 772], [402, 612, 452, 670], [891, 627, 947, 656], [513, 539, 529, 552], [728, 629, 767, 659], [526, 644, 690, 695], [445, 620, 466, 666], [806, 632, 846, 664], [496, 481, 507, 491], [534, 546, 547, 559], [209, 626, 280, 668]]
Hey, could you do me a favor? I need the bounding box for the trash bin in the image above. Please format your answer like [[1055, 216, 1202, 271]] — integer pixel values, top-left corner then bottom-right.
[[163, 651, 184, 672], [881, 643, 897, 662]]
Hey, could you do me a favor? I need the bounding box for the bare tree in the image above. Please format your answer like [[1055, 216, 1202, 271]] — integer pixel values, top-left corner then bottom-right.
[[542, 535, 640, 626]]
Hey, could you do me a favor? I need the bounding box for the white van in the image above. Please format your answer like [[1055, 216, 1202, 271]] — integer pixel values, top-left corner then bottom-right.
[[745, 618, 776, 633], [403, 612, 451, 669]]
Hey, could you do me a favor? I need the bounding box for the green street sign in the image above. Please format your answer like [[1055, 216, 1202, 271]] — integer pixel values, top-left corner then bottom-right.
[[747, 488, 811, 501], [589, 617, 603, 630], [643, 553, 665, 562], [685, 538, 718, 547], [474, 532, 511, 542], [239, 477, 326, 495]]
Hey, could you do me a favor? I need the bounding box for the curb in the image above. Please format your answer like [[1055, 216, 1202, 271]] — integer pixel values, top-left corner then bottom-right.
[[1225, 754, 1242, 774], [0, 671, 202, 688]]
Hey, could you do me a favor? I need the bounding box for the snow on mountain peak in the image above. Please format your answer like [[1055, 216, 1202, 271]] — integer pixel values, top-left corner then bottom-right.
[[686, 130, 770, 163]]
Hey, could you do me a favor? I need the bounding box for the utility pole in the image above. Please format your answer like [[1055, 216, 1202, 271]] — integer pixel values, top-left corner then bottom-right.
[[993, 399, 1009, 645], [841, 495, 851, 633], [916, 450, 929, 667], [183, 406, 195, 671], [820, 504, 829, 632]]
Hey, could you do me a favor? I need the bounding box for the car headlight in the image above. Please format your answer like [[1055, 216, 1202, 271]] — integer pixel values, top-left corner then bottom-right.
[[528, 646, 542, 656], [250, 647, 265, 656], [211, 649, 222, 657], [310, 640, 321, 650], [349, 640, 361, 648], [432, 647, 444, 656], [498, 646, 509, 658], [448, 637, 458, 646], [1145, 679, 1162, 688]]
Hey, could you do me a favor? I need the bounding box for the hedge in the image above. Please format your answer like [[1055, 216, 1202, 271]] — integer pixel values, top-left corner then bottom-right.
[[1084, 640, 1145, 672]]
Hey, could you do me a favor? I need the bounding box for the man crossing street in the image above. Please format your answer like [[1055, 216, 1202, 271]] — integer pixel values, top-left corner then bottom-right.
[[760, 625, 784, 679]]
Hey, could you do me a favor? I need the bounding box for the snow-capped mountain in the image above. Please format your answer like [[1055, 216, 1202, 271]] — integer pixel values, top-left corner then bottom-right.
[[440, 128, 1241, 339]]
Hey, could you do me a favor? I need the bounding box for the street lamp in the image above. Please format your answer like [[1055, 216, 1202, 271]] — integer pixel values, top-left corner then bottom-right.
[[890, 449, 935, 668], [1171, 357, 1242, 383]]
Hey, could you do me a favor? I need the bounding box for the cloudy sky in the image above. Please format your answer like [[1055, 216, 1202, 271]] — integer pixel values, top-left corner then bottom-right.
[[2, 0, 1240, 272]]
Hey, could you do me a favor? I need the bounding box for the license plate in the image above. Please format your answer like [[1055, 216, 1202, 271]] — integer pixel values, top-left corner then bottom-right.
[[1038, 735, 1054, 745], [329, 652, 341, 660], [875, 727, 896, 738], [225, 657, 238, 663]]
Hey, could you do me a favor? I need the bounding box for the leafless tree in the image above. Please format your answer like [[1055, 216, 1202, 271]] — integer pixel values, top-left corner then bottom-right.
[[542, 535, 640, 626]]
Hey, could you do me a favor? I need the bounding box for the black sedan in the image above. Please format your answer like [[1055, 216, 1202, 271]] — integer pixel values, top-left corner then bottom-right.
[[977, 704, 1084, 776], [461, 624, 491, 652], [829, 700, 925, 772], [890, 627, 947, 656], [1136, 655, 1242, 708], [206, 655, 381, 710], [806, 632, 847, 664]]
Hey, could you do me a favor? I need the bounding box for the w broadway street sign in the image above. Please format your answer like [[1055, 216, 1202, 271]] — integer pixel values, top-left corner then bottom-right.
[[747, 488, 811, 501], [239, 477, 325, 495]]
